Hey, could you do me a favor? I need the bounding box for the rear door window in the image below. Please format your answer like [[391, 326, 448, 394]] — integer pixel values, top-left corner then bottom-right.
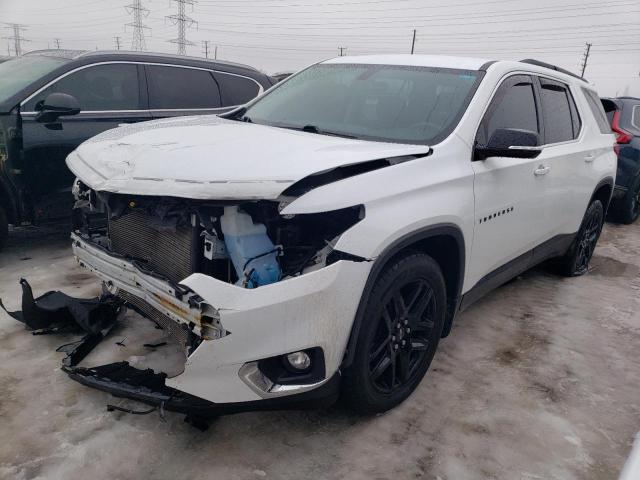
[[214, 72, 260, 106], [477, 75, 539, 146], [539, 79, 577, 144], [582, 88, 611, 134], [25, 63, 140, 111], [147, 65, 221, 110]]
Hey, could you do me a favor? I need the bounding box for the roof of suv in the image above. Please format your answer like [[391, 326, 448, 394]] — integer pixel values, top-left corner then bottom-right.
[[324, 54, 586, 84], [23, 49, 261, 73]]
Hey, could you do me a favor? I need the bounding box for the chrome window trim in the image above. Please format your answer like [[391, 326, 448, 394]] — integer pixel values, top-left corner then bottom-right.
[[21, 107, 235, 116], [473, 70, 585, 151], [20, 60, 263, 113]]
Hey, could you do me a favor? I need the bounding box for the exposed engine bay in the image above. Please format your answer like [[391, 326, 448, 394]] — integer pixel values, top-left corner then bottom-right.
[[72, 180, 364, 289]]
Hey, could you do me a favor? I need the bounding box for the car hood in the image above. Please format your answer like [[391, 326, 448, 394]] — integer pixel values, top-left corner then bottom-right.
[[66, 115, 431, 200]]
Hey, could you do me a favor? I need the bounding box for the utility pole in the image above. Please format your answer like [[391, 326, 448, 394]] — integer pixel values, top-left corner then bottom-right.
[[167, 0, 197, 56], [114, 36, 122, 50], [580, 42, 592, 78], [125, 0, 150, 51], [3, 23, 29, 56], [338, 46, 347, 56], [54, 38, 61, 49], [214, 45, 217, 59], [202, 39, 210, 58], [411, 29, 416, 54]]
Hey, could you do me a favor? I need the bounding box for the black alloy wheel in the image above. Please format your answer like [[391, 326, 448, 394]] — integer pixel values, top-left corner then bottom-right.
[[560, 199, 604, 276], [342, 253, 446, 413]]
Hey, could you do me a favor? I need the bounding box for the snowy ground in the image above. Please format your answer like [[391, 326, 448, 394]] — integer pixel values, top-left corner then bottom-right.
[[0, 221, 638, 480]]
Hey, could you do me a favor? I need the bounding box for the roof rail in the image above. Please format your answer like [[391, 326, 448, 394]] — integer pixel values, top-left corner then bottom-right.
[[519, 59, 588, 83]]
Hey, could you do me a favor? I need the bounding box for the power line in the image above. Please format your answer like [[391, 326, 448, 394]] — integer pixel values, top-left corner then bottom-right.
[[125, 0, 150, 51], [167, 0, 198, 55], [2, 23, 29, 56], [580, 42, 592, 78]]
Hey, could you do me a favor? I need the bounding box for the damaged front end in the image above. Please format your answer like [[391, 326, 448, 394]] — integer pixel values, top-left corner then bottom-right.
[[56, 181, 372, 421]]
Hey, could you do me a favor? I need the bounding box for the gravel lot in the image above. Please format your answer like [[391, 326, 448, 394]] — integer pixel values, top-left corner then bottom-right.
[[0, 221, 638, 480]]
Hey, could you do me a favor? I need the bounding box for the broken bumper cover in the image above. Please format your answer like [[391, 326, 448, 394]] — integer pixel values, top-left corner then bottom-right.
[[71, 233, 371, 405]]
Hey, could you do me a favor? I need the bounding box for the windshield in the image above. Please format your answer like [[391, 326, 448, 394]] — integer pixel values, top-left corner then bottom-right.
[[0, 56, 69, 105], [242, 63, 482, 145]]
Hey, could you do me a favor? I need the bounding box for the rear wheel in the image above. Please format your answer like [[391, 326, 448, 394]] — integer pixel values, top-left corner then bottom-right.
[[617, 177, 640, 224], [559, 200, 604, 276], [0, 205, 8, 252], [342, 253, 446, 414]]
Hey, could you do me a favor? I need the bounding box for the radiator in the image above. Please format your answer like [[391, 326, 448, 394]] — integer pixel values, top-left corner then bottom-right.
[[108, 209, 198, 284]]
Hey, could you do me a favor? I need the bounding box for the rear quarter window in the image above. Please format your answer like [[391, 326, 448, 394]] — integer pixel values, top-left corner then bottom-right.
[[632, 104, 640, 130], [582, 88, 611, 134], [215, 72, 261, 106]]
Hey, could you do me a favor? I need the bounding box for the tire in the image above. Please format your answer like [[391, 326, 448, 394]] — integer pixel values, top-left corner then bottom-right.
[[559, 199, 604, 276], [342, 252, 446, 414], [617, 176, 640, 224], [0, 205, 8, 252]]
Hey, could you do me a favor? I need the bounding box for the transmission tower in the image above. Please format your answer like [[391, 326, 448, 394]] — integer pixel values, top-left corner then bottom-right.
[[54, 38, 61, 49], [125, 0, 150, 51], [167, 0, 197, 56], [3, 23, 29, 56], [580, 42, 592, 78]]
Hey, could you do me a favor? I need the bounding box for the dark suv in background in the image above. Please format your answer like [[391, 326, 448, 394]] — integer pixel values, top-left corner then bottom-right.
[[602, 96, 640, 223], [0, 49, 274, 249]]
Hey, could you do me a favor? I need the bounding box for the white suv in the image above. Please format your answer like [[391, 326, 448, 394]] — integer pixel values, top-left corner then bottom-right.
[[66, 55, 615, 419]]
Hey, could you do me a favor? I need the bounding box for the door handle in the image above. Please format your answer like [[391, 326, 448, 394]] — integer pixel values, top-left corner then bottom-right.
[[534, 165, 551, 176], [584, 154, 595, 163]]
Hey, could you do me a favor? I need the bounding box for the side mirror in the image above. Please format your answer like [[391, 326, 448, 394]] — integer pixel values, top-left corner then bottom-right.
[[475, 128, 542, 160], [35, 93, 80, 123]]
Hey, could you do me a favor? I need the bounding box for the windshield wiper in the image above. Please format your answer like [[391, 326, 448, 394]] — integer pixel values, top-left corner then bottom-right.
[[286, 124, 359, 139]]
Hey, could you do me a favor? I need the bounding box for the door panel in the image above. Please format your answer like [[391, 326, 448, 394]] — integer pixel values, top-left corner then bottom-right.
[[20, 63, 152, 220], [469, 75, 551, 287], [536, 78, 592, 236]]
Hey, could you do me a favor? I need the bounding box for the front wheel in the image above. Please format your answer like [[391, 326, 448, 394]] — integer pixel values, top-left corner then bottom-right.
[[342, 252, 446, 414], [559, 199, 604, 276]]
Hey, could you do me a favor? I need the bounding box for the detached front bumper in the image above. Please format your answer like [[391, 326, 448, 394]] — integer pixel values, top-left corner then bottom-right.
[[71, 233, 371, 406]]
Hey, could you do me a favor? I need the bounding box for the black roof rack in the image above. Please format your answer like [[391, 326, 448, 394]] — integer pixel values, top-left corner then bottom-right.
[[519, 59, 588, 83]]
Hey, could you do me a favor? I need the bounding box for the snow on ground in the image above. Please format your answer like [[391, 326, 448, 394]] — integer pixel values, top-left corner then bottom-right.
[[0, 221, 638, 480]]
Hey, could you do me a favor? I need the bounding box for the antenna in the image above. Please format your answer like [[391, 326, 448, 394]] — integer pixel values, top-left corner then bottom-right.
[[411, 29, 416, 54], [125, 0, 150, 51], [3, 23, 29, 56], [166, 0, 197, 56]]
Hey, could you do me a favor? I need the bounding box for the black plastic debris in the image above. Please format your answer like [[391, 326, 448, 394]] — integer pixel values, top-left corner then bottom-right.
[[0, 278, 124, 334]]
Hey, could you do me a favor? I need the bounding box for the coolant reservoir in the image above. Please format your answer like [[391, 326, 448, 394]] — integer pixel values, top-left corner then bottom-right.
[[220, 206, 281, 288]]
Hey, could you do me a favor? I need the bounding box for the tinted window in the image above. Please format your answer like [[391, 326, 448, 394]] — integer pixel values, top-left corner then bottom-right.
[[540, 80, 575, 143], [147, 65, 221, 109], [242, 63, 482, 145], [582, 88, 611, 134], [25, 63, 139, 111], [0, 56, 69, 105], [215, 72, 260, 105], [478, 77, 538, 145], [632, 105, 640, 130]]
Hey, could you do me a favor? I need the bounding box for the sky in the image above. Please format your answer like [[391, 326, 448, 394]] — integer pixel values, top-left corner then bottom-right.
[[1, 0, 639, 96]]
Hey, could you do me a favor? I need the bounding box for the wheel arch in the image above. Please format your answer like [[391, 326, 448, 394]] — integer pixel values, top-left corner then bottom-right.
[[590, 176, 615, 213], [341, 223, 465, 369]]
